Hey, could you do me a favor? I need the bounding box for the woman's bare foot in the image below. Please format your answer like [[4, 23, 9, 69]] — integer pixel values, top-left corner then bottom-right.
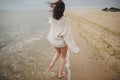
[[58, 71, 65, 79], [48, 63, 54, 71]]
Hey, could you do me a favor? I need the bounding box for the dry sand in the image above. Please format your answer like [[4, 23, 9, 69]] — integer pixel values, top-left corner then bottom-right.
[[65, 9, 120, 80]]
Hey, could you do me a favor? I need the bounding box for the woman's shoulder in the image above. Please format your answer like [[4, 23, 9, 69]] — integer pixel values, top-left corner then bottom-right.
[[63, 16, 68, 18], [63, 16, 70, 20], [61, 16, 69, 21], [48, 15, 70, 22], [62, 16, 70, 23]]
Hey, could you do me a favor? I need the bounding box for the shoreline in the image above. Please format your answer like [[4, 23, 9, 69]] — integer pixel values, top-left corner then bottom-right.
[[65, 9, 120, 80]]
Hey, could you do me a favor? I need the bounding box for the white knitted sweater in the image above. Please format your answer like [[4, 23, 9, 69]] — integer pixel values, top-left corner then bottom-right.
[[47, 16, 79, 54]]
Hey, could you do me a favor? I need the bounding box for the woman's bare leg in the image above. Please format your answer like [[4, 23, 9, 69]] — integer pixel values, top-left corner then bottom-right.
[[49, 47, 61, 70], [58, 45, 68, 78]]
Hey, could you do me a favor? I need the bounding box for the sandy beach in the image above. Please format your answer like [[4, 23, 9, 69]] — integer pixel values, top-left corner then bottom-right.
[[65, 9, 120, 80], [0, 9, 120, 80]]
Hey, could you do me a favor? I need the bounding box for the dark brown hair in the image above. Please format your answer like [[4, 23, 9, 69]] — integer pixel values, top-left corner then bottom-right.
[[48, 0, 65, 20]]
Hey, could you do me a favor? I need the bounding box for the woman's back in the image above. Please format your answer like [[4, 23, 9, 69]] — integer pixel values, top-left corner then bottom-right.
[[47, 0, 79, 79], [47, 16, 69, 48]]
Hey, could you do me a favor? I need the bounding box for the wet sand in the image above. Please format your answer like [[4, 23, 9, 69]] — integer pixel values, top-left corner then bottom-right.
[[65, 9, 120, 80], [0, 10, 68, 80]]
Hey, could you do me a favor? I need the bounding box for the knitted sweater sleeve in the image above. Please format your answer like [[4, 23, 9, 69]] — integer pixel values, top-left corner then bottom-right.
[[60, 17, 79, 54]]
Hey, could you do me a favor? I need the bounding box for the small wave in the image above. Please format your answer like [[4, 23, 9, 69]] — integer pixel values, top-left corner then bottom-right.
[[23, 36, 41, 44], [0, 40, 11, 50], [66, 49, 71, 80], [8, 32, 45, 50], [22, 33, 44, 44]]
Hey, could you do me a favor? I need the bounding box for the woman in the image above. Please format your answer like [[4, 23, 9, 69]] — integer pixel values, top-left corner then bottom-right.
[[47, 0, 79, 78]]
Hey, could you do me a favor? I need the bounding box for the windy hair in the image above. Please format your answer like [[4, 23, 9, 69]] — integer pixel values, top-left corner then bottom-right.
[[48, 0, 65, 20]]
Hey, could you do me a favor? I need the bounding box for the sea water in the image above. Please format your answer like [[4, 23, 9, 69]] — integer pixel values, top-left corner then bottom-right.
[[0, 10, 70, 80]]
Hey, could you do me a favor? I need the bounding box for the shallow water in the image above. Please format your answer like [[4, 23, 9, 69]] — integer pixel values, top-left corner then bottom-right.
[[0, 10, 67, 80]]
